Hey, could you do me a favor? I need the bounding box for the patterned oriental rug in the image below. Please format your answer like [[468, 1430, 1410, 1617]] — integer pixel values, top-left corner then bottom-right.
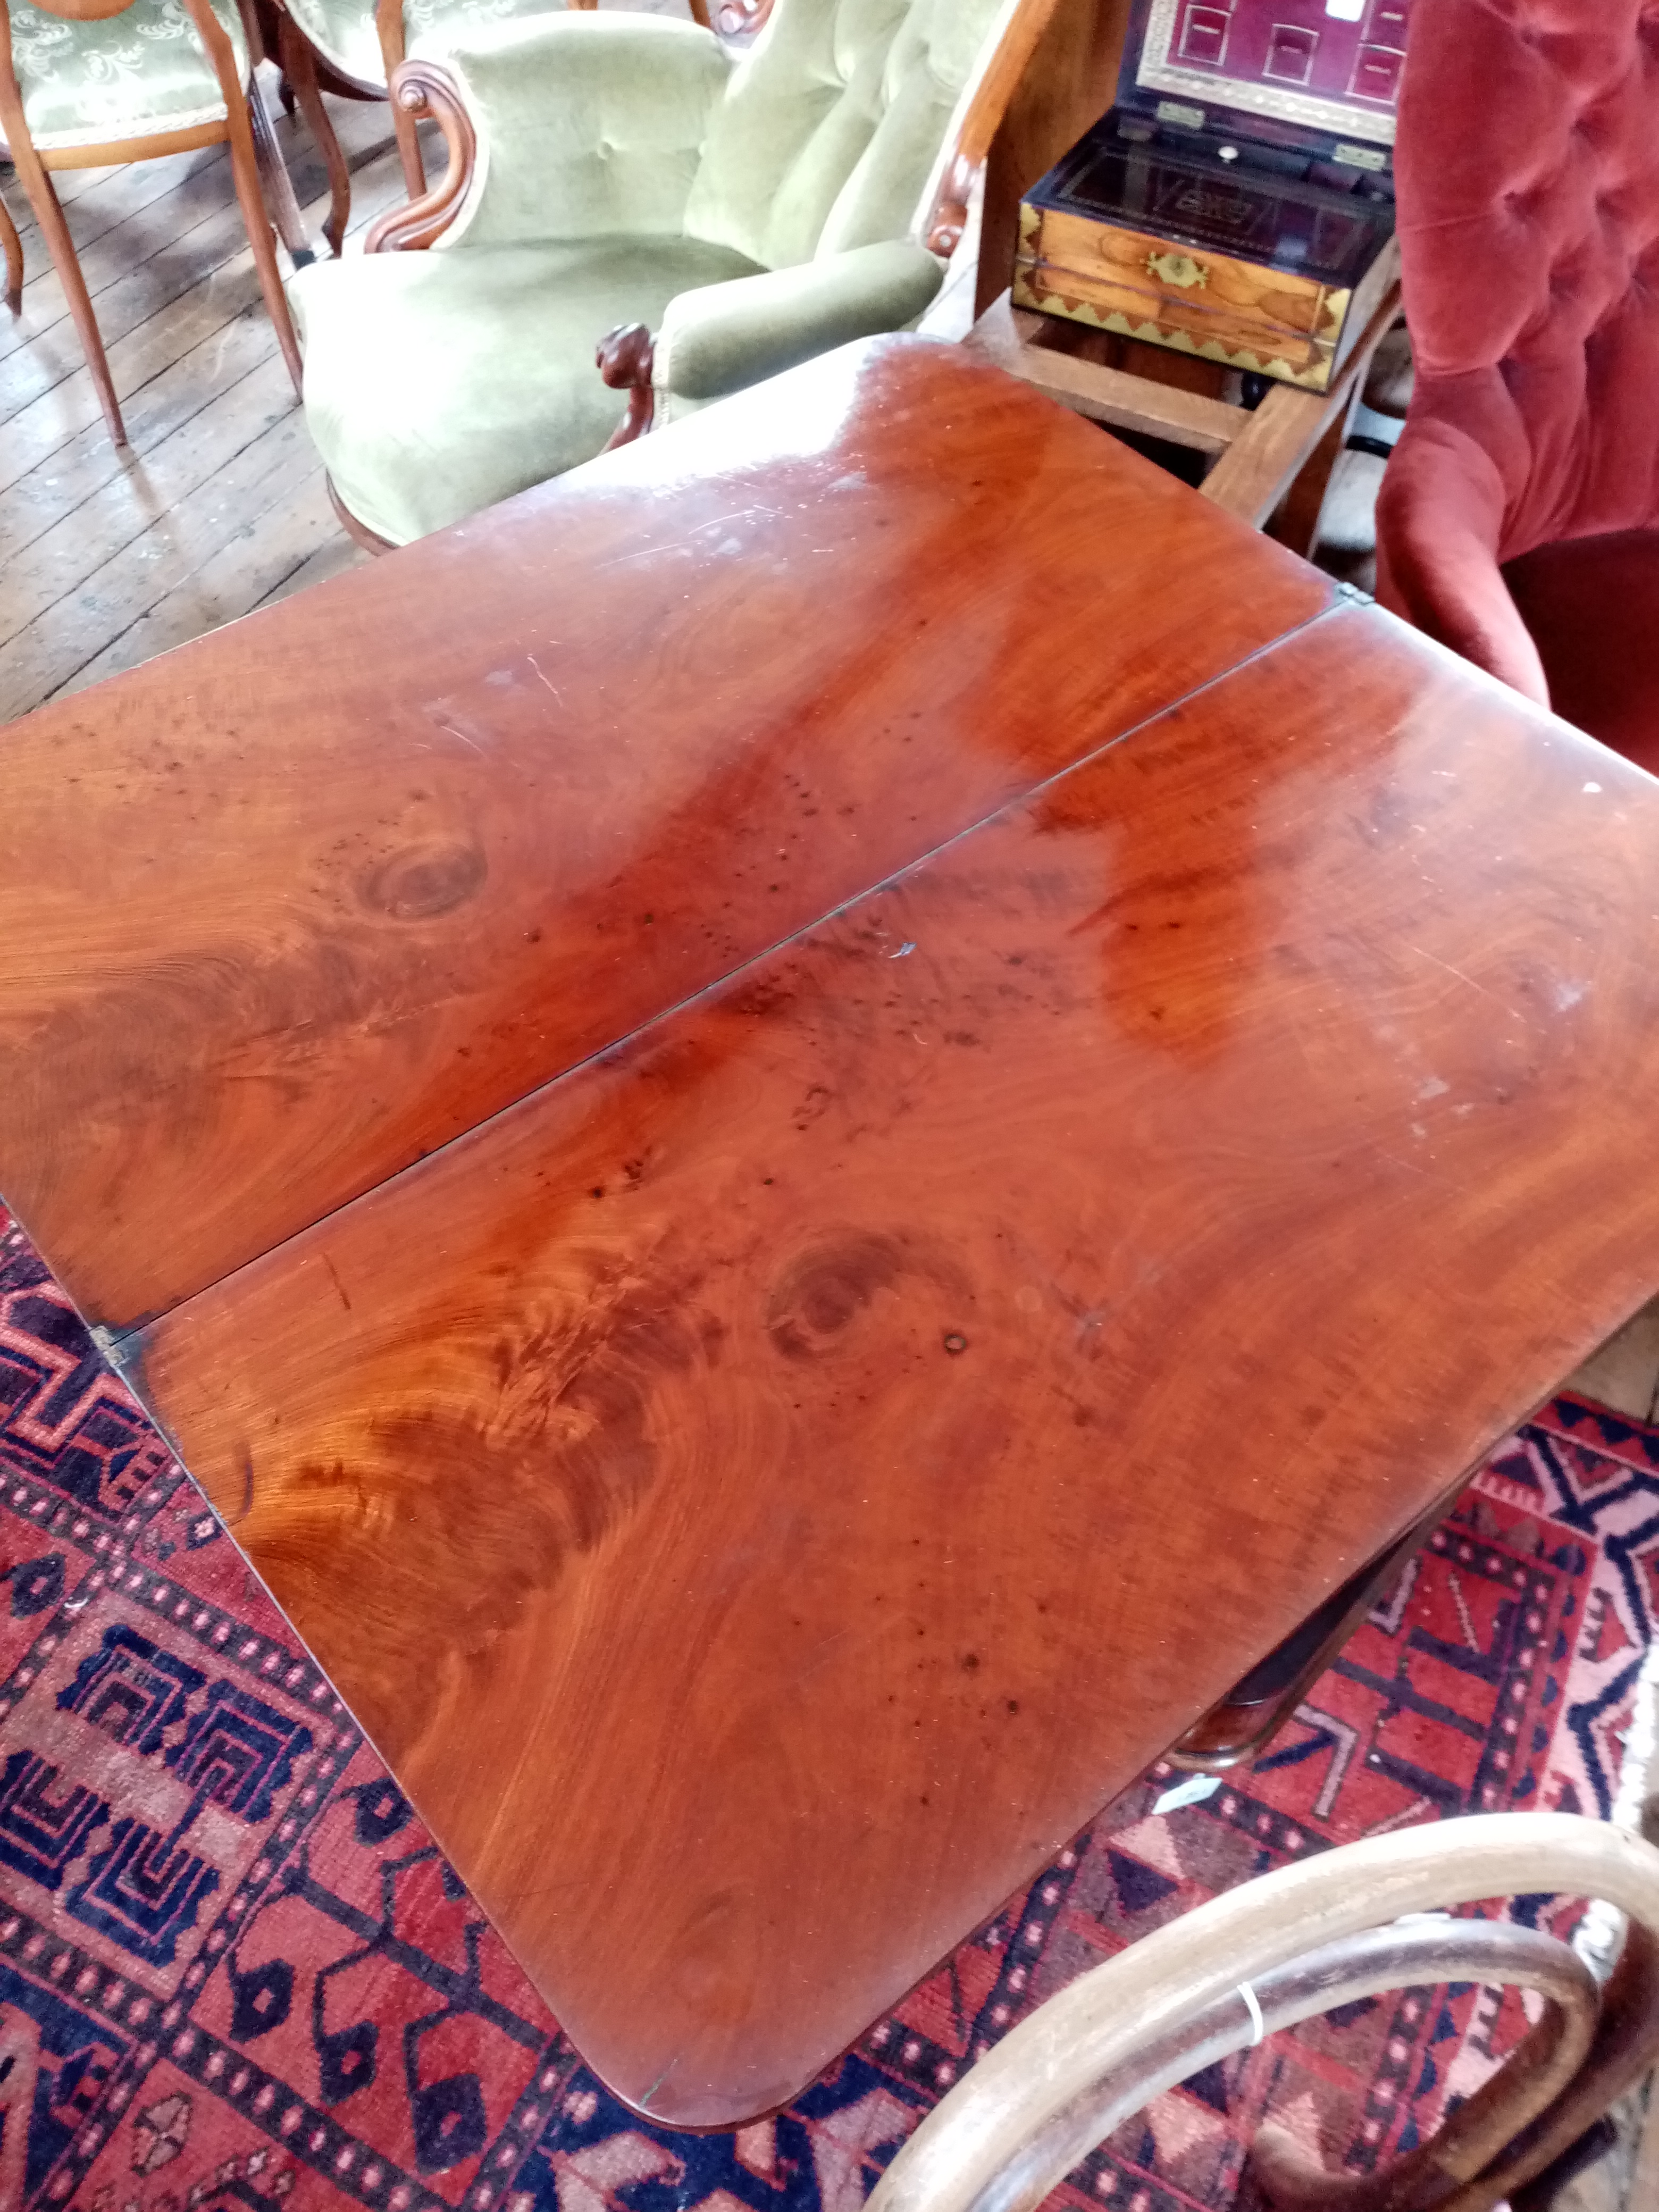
[[1, 1199, 1656, 2212]]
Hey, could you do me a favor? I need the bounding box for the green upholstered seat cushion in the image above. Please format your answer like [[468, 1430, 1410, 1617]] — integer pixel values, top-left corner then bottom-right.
[[279, 0, 567, 95], [9, 0, 248, 152], [294, 232, 759, 545]]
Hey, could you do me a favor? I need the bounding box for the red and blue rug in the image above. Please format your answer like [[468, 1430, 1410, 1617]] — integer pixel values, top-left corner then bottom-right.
[[1, 1195, 1655, 2212]]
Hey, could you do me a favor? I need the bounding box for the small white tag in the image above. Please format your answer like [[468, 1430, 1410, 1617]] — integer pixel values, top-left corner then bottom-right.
[[1326, 0, 1365, 18], [1153, 1773, 1222, 1814], [1155, 100, 1208, 129]]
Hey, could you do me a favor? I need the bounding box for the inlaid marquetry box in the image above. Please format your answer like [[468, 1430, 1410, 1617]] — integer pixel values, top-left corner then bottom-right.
[[1014, 0, 1405, 391]]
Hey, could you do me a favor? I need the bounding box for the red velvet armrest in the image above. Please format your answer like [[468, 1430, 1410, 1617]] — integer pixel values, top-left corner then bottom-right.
[[1376, 415, 1549, 707]]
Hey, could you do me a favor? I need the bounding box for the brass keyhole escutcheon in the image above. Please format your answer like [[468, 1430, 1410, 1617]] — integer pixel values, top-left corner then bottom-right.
[[1146, 250, 1208, 290]]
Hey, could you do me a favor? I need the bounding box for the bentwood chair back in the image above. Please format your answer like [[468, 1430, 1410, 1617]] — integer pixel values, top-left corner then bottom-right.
[[264, 0, 712, 259], [0, 0, 303, 445], [869, 1812, 1659, 2212]]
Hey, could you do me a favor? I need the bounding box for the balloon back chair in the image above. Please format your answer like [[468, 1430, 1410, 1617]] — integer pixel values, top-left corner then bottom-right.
[[263, 0, 711, 263], [295, 0, 1063, 550], [1375, 0, 1659, 773], [870, 1811, 1659, 2212], [0, 0, 303, 444]]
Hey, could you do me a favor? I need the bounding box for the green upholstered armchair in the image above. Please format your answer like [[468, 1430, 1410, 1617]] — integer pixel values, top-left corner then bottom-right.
[[294, 0, 1058, 548], [265, 0, 711, 259]]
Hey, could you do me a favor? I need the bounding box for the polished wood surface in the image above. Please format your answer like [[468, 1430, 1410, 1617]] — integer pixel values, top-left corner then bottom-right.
[[10, 334, 1659, 2135], [124, 592, 1659, 2125], [1015, 206, 1351, 387], [0, 339, 1329, 1329]]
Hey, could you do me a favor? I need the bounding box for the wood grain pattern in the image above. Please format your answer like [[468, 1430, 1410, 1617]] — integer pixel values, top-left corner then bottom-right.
[[1013, 207, 1400, 397], [1020, 203, 1339, 350], [125, 601, 1659, 2127], [0, 98, 403, 720], [0, 337, 1328, 1329]]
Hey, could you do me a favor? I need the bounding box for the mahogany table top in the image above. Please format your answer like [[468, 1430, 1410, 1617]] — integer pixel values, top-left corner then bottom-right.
[[5, 338, 1659, 2130]]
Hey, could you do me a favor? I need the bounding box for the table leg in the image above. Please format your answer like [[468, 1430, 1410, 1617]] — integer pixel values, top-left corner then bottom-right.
[[1167, 1487, 1457, 1771]]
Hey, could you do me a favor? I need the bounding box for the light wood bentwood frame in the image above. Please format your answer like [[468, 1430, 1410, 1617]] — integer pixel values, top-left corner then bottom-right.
[[873, 1812, 1659, 2212]]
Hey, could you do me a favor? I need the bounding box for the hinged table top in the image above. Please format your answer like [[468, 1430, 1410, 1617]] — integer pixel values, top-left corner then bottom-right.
[[4, 339, 1658, 2126]]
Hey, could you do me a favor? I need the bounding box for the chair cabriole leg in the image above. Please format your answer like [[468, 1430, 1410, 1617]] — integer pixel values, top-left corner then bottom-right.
[[224, 104, 304, 389], [0, 186, 22, 313], [246, 69, 315, 266], [16, 154, 124, 441], [277, 13, 349, 253]]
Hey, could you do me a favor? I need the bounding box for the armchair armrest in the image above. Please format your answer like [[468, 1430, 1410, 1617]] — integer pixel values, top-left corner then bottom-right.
[[433, 13, 734, 250], [1376, 415, 1548, 706], [653, 240, 944, 407]]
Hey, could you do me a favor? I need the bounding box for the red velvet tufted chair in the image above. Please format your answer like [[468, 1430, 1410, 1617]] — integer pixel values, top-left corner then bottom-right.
[[1375, 0, 1659, 770]]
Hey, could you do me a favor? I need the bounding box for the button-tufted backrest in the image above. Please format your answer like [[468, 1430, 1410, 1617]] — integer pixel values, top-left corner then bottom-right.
[[1382, 0, 1659, 564], [681, 0, 1004, 271]]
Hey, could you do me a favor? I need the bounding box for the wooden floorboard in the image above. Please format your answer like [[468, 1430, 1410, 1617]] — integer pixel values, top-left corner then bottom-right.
[[52, 455, 339, 701], [0, 348, 304, 656], [0, 146, 235, 373], [0, 300, 296, 569], [0, 0, 701, 727], [0, 94, 403, 717]]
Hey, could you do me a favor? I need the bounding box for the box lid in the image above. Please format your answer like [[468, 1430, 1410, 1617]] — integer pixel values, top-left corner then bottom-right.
[[1026, 122, 1395, 287], [1118, 0, 1411, 153]]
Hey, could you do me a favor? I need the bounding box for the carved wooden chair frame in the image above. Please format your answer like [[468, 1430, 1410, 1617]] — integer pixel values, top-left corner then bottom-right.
[[327, 0, 1071, 552], [0, 0, 305, 442], [262, 0, 711, 261], [869, 1812, 1659, 2212]]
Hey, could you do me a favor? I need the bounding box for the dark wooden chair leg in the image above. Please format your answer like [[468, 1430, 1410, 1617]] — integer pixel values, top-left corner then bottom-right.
[[11, 153, 124, 441], [0, 185, 22, 313], [246, 70, 316, 266], [277, 14, 349, 254], [224, 104, 304, 389]]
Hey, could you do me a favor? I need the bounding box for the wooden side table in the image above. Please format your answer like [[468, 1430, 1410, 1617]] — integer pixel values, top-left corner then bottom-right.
[[965, 280, 1404, 552]]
